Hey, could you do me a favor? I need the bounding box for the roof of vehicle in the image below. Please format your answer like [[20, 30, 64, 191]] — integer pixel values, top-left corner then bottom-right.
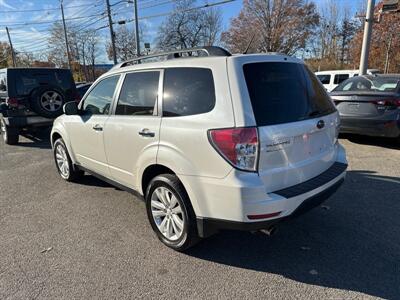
[[0, 67, 70, 72], [315, 69, 380, 75], [345, 74, 400, 80], [101, 50, 302, 80]]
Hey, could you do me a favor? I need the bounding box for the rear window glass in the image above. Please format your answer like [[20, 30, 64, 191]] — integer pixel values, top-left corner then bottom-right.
[[243, 62, 335, 126], [162, 68, 215, 117], [334, 76, 400, 92]]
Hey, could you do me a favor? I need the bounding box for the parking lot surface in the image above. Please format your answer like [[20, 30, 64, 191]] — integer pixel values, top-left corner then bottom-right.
[[0, 132, 399, 299]]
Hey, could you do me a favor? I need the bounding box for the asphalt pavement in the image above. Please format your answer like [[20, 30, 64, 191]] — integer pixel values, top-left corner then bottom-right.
[[0, 130, 399, 299]]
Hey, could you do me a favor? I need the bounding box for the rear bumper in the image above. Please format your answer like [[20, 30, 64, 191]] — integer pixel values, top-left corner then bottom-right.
[[197, 177, 345, 237], [340, 114, 400, 138], [0, 114, 53, 128]]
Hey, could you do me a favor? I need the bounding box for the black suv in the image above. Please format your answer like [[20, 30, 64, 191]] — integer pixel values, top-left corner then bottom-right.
[[0, 68, 78, 145]]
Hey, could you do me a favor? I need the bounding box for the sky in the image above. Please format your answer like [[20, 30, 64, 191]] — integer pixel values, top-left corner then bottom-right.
[[0, 0, 368, 64]]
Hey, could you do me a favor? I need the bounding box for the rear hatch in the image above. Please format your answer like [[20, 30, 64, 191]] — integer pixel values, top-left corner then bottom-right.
[[242, 61, 339, 192]]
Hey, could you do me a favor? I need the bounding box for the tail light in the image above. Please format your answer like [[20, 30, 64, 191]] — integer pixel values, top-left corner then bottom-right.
[[6, 97, 18, 108], [371, 98, 400, 108], [208, 127, 259, 172], [74, 91, 81, 103]]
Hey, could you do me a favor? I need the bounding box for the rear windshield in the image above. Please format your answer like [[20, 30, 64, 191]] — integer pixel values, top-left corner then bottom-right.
[[333, 76, 400, 93], [243, 62, 335, 126]]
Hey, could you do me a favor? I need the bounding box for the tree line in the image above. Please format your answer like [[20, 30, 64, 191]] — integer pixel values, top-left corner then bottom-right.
[[1, 0, 399, 79]]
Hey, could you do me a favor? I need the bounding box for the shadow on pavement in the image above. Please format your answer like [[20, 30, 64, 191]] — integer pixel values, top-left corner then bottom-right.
[[187, 170, 400, 299], [17, 128, 52, 149], [340, 133, 400, 150]]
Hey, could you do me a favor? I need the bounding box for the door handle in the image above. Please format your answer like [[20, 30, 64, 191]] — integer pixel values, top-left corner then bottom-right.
[[92, 124, 103, 131], [138, 128, 155, 137]]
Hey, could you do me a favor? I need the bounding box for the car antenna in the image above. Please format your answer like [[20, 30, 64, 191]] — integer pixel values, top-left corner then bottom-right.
[[243, 33, 256, 54]]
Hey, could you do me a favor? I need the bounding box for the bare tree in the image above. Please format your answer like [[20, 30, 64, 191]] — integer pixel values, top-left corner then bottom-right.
[[86, 30, 99, 81], [0, 42, 12, 68], [156, 0, 223, 50], [106, 26, 144, 61], [221, 0, 319, 55]]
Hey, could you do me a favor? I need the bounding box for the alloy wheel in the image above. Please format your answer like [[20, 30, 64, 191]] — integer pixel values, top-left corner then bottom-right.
[[151, 186, 185, 241], [55, 144, 70, 178], [40, 91, 63, 112]]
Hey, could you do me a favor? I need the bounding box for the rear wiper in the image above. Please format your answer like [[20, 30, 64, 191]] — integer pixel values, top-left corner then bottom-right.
[[308, 110, 321, 117]]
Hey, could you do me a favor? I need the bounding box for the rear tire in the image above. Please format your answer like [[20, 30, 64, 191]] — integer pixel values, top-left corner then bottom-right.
[[0, 118, 19, 145], [145, 174, 199, 251], [53, 138, 83, 182]]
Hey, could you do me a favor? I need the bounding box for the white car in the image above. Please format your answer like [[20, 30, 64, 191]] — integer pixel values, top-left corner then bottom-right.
[[316, 69, 380, 92], [51, 47, 347, 251]]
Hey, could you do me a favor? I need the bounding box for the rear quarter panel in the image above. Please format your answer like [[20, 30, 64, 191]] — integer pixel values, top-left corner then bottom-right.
[[156, 58, 235, 179]]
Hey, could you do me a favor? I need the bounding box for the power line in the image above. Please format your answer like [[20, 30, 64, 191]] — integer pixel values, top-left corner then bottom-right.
[[96, 0, 236, 30], [0, 3, 97, 14], [0, 13, 105, 26]]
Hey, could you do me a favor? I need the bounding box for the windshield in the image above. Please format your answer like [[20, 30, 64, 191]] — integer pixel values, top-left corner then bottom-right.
[[333, 76, 400, 93]]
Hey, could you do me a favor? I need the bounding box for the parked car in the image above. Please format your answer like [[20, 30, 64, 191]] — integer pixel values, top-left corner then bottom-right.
[[0, 68, 78, 145], [51, 46, 347, 251], [316, 69, 380, 92], [76, 82, 92, 99], [331, 74, 400, 141]]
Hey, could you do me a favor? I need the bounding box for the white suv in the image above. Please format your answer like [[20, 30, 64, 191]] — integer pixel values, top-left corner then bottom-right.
[[51, 47, 347, 251]]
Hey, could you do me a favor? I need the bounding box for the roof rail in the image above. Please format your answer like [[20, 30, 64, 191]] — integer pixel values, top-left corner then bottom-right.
[[111, 46, 231, 70]]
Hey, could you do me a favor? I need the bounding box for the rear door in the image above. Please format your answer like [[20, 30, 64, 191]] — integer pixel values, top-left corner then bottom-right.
[[242, 61, 339, 192], [103, 70, 162, 189]]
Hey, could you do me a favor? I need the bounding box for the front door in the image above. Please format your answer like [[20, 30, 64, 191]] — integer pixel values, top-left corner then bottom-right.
[[104, 70, 162, 189], [67, 75, 121, 176]]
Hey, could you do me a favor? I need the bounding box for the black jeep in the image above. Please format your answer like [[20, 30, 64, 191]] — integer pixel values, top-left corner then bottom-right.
[[0, 68, 78, 145]]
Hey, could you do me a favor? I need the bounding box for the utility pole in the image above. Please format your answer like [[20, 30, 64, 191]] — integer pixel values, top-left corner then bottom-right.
[[359, 0, 376, 75], [134, 0, 140, 57], [5, 27, 16, 67], [60, 0, 72, 70], [106, 0, 118, 64]]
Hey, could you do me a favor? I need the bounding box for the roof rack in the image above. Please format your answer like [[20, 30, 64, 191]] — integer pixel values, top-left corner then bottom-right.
[[111, 46, 231, 70]]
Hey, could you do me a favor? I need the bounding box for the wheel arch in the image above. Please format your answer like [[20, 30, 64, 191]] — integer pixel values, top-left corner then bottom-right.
[[141, 164, 175, 196], [51, 126, 77, 165], [139, 163, 202, 218]]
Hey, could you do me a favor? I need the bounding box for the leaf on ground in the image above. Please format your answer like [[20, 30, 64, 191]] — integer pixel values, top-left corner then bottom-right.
[[301, 246, 311, 251], [40, 247, 53, 253], [309, 269, 318, 275], [321, 205, 330, 210]]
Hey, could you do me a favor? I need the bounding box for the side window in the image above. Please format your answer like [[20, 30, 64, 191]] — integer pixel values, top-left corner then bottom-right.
[[317, 74, 331, 85], [163, 68, 216, 117], [82, 75, 120, 115], [334, 74, 349, 84], [115, 71, 159, 116], [0, 73, 6, 91]]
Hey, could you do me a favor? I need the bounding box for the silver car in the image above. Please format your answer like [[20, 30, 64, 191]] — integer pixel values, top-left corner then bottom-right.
[[331, 75, 400, 142]]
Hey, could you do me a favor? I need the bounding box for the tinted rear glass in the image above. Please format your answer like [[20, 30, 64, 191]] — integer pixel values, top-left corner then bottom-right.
[[243, 62, 335, 126], [333, 76, 400, 92]]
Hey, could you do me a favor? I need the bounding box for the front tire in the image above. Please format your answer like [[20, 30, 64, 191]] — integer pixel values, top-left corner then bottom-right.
[[0, 118, 19, 145], [145, 174, 199, 251], [53, 138, 83, 181]]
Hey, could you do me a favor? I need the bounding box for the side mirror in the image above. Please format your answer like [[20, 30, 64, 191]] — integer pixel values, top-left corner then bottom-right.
[[63, 101, 79, 115]]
